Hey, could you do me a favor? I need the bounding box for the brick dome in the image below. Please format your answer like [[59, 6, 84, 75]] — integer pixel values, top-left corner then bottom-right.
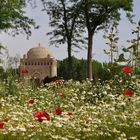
[[27, 44, 53, 59]]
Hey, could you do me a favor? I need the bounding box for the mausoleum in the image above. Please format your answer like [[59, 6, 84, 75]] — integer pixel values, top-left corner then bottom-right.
[[20, 43, 57, 83]]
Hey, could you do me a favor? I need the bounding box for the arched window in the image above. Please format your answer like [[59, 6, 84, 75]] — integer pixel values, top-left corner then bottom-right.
[[47, 62, 49, 65], [38, 62, 40, 65], [44, 62, 46, 65], [35, 62, 36, 65], [28, 62, 30, 65], [25, 62, 27, 65]]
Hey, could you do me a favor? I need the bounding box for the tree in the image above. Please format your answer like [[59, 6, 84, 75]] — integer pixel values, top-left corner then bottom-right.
[[57, 57, 103, 81], [41, 0, 86, 79], [127, 20, 140, 69], [80, 0, 133, 80], [103, 22, 119, 63], [0, 0, 37, 37]]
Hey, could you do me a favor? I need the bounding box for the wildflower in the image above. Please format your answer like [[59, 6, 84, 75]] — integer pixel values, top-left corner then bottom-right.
[[55, 108, 63, 115], [60, 93, 65, 97], [67, 112, 73, 116], [34, 112, 51, 122], [124, 89, 134, 97], [28, 99, 35, 104], [123, 66, 133, 74], [55, 80, 61, 83], [0, 122, 4, 129], [21, 69, 28, 74]]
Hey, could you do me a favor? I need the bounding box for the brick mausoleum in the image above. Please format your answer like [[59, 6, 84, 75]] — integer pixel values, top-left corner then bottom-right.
[[20, 43, 57, 83]]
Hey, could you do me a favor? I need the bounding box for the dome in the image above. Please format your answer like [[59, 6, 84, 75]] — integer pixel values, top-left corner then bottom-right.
[[27, 44, 53, 59]]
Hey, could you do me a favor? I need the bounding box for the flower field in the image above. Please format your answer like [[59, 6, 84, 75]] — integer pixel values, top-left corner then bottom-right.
[[0, 67, 140, 140]]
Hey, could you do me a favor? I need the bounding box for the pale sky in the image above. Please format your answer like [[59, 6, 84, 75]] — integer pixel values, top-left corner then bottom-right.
[[0, 0, 140, 62]]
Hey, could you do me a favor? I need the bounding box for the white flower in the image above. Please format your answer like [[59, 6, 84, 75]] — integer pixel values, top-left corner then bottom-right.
[[134, 122, 140, 126], [87, 92, 93, 95], [76, 128, 81, 132], [87, 117, 92, 121], [19, 127, 26, 132], [129, 136, 138, 140], [81, 96, 85, 100], [120, 102, 126, 106]]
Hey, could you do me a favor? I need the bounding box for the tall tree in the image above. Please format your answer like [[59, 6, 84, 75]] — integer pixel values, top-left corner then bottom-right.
[[0, 0, 37, 37], [80, 0, 133, 80], [41, 0, 86, 79], [103, 22, 119, 63], [127, 20, 140, 71]]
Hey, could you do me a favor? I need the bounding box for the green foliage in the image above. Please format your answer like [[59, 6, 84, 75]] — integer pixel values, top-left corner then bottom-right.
[[75, 59, 87, 81], [57, 57, 128, 82], [0, 0, 37, 37], [79, 0, 134, 79], [42, 0, 86, 48], [92, 60, 102, 80], [57, 57, 107, 81], [42, 0, 87, 79], [0, 68, 19, 96]]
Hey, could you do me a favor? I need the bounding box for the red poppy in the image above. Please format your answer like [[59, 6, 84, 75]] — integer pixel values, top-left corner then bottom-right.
[[0, 122, 4, 129], [21, 69, 28, 74], [34, 112, 51, 122], [3, 118, 9, 122], [55, 80, 62, 83], [54, 108, 63, 115], [67, 112, 73, 116], [123, 66, 133, 74], [60, 93, 65, 97], [124, 89, 134, 97], [28, 99, 35, 104]]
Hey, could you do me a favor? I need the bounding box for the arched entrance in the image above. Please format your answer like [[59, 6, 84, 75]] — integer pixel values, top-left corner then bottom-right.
[[31, 72, 41, 87]]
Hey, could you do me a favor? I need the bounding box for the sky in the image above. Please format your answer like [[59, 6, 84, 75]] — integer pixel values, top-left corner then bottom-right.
[[0, 0, 140, 63]]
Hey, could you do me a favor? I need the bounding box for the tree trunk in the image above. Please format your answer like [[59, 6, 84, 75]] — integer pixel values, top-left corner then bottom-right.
[[67, 41, 72, 79], [87, 32, 93, 80]]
